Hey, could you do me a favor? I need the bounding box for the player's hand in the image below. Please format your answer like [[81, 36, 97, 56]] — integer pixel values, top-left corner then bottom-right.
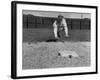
[[55, 37, 59, 40], [65, 35, 69, 37]]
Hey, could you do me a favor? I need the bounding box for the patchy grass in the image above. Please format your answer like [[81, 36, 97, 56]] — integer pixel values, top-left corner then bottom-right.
[[22, 41, 90, 69], [23, 29, 90, 42]]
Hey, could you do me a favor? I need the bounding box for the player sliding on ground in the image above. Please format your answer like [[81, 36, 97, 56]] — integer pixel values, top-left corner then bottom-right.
[[53, 15, 69, 39]]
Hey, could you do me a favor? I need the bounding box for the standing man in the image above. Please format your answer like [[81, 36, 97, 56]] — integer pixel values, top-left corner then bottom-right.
[[53, 15, 69, 39]]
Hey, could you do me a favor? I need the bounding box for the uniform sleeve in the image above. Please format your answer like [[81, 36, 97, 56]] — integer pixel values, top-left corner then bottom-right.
[[53, 20, 57, 28], [62, 18, 69, 37], [62, 18, 67, 27], [53, 20, 58, 38]]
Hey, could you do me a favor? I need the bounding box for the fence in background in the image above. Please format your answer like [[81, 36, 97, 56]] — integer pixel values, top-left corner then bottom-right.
[[23, 14, 91, 30]]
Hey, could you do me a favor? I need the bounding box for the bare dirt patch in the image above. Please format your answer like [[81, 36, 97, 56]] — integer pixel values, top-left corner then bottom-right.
[[22, 42, 90, 69]]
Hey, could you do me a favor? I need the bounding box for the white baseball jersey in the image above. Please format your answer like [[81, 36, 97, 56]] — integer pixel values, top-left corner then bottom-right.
[[53, 18, 68, 38]]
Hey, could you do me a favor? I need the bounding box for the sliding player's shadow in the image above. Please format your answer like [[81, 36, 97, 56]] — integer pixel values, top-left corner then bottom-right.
[[46, 39, 58, 42], [46, 30, 68, 42]]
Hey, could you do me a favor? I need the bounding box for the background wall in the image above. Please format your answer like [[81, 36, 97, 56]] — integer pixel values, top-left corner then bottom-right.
[[23, 14, 90, 29], [0, 0, 99, 80]]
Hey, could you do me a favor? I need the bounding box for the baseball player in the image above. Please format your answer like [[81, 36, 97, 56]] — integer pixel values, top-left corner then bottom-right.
[[53, 15, 69, 39]]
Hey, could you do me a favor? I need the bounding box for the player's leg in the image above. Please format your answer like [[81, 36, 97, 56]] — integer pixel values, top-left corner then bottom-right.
[[57, 31, 60, 38]]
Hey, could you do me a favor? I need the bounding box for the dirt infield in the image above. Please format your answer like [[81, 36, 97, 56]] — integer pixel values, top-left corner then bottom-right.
[[22, 41, 90, 69]]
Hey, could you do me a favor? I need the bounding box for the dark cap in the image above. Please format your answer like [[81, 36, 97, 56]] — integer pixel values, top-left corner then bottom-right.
[[58, 14, 63, 18]]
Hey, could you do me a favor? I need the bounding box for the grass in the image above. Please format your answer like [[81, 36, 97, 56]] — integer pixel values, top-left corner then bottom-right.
[[23, 29, 90, 42]]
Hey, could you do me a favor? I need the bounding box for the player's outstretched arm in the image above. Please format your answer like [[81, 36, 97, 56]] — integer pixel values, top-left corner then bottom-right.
[[63, 19, 69, 37], [53, 20, 58, 38]]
